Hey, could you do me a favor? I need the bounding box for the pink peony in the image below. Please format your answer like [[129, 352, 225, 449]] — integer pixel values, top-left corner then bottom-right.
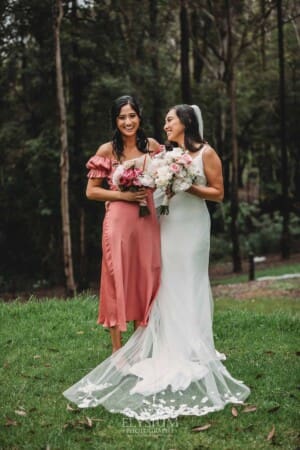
[[170, 163, 181, 174], [177, 153, 193, 165]]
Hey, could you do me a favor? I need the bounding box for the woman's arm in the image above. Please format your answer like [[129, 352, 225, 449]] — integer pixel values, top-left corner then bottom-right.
[[187, 146, 224, 202], [148, 137, 162, 155], [86, 178, 147, 203], [86, 143, 147, 203]]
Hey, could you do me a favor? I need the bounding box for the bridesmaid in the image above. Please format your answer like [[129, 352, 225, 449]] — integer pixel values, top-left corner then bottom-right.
[[86, 95, 161, 353]]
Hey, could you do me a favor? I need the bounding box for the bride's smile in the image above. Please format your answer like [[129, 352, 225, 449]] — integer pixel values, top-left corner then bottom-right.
[[164, 109, 185, 144]]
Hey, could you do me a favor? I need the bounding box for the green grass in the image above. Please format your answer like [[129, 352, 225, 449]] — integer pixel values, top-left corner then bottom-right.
[[211, 262, 300, 285], [215, 294, 299, 315], [0, 292, 299, 450]]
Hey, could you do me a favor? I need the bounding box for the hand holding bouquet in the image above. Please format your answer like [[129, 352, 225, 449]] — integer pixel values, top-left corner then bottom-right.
[[149, 147, 200, 214], [112, 160, 155, 217]]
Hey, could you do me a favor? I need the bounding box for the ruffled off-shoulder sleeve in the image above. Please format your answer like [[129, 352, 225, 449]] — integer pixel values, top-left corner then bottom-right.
[[86, 155, 112, 178], [151, 144, 165, 157]]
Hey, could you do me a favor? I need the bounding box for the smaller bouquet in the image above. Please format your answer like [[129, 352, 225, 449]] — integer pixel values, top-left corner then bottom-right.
[[149, 147, 200, 214], [112, 160, 155, 217]]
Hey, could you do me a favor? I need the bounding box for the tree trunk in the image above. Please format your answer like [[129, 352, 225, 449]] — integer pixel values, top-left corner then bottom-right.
[[226, 0, 242, 272], [228, 72, 242, 272], [277, 0, 290, 259], [191, 9, 204, 83], [180, 0, 191, 103], [260, 0, 266, 70], [149, 0, 164, 143], [54, 0, 76, 295], [216, 89, 230, 199], [71, 0, 88, 290]]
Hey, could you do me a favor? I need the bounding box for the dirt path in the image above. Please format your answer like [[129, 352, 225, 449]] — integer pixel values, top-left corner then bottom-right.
[[212, 277, 300, 300], [210, 253, 300, 300], [209, 252, 300, 279]]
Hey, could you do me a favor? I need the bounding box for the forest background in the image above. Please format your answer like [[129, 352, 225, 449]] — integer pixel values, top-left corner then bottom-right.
[[0, 0, 299, 296]]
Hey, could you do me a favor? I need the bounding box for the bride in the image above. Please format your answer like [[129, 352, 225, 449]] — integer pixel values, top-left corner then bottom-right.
[[63, 104, 250, 420]]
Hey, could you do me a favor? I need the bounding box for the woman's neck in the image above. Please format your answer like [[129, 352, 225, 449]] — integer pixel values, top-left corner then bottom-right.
[[123, 136, 138, 152], [122, 135, 142, 160], [176, 138, 184, 149]]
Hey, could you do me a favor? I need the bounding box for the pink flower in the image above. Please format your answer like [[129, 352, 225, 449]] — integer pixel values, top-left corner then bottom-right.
[[112, 162, 151, 217], [177, 153, 193, 165], [133, 178, 143, 187], [170, 163, 181, 174]]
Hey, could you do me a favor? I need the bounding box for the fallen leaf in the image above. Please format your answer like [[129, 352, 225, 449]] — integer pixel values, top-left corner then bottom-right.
[[264, 350, 275, 355], [5, 417, 17, 426], [64, 417, 94, 430], [192, 423, 211, 432], [266, 425, 275, 441], [66, 404, 79, 412], [242, 405, 257, 413], [44, 364, 51, 368], [33, 355, 41, 359], [231, 407, 238, 417], [15, 410, 27, 416], [76, 331, 84, 334], [267, 405, 280, 413], [85, 416, 93, 428]]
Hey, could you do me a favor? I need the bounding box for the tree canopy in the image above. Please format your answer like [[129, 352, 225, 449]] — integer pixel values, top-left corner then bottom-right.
[[0, 0, 299, 292]]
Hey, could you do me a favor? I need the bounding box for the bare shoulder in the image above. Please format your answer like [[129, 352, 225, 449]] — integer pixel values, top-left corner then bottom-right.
[[202, 144, 222, 174], [95, 142, 114, 158], [202, 144, 221, 162], [148, 137, 161, 153]]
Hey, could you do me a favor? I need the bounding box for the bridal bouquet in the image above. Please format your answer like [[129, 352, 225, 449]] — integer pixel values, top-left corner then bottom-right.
[[149, 147, 199, 214], [112, 160, 155, 217]]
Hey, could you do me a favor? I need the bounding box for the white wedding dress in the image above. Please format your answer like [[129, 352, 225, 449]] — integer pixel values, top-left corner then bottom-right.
[[63, 149, 250, 420]]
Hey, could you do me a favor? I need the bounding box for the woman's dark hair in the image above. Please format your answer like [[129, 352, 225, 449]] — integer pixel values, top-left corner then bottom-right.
[[166, 104, 205, 152], [111, 95, 149, 159]]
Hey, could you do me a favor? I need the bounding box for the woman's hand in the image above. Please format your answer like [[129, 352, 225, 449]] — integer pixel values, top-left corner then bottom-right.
[[120, 188, 147, 202]]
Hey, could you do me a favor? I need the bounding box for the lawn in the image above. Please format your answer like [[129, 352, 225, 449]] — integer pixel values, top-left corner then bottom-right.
[[0, 280, 299, 449], [210, 262, 300, 285]]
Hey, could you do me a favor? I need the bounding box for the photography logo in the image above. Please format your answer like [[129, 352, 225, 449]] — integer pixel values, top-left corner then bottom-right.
[[122, 417, 179, 435]]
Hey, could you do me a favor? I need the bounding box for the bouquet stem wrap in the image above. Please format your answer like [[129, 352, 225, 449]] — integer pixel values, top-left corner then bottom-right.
[[159, 194, 170, 215]]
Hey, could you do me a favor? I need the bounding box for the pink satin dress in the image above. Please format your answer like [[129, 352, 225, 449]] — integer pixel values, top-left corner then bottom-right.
[[86, 154, 161, 332]]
